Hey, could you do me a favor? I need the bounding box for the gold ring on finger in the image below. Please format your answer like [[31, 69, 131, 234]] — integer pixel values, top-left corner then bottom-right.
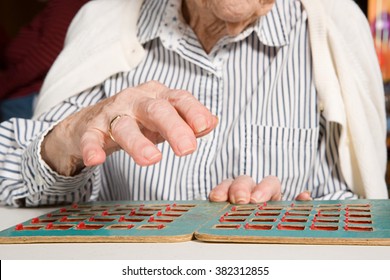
[[108, 114, 131, 142]]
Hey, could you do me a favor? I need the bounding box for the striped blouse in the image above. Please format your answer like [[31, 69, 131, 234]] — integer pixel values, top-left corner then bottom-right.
[[0, 0, 356, 207]]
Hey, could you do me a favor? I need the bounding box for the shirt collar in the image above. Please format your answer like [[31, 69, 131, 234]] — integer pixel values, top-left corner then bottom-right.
[[137, 0, 295, 48], [256, 0, 290, 47], [137, 0, 177, 44]]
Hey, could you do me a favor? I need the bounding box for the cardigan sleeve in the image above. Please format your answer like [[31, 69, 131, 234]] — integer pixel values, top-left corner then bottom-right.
[[33, 0, 145, 118], [301, 0, 387, 198]]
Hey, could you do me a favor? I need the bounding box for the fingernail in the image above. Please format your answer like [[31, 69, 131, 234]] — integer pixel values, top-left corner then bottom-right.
[[209, 190, 219, 201], [87, 151, 96, 163], [177, 137, 196, 155], [209, 190, 225, 201], [250, 190, 263, 203], [142, 146, 160, 161], [193, 116, 208, 133], [232, 191, 249, 204]]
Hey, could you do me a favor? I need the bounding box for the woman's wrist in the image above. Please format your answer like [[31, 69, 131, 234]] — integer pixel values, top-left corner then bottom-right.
[[40, 120, 84, 176]]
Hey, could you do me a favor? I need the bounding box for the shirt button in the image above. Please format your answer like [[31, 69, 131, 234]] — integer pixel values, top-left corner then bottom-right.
[[319, 102, 325, 112]]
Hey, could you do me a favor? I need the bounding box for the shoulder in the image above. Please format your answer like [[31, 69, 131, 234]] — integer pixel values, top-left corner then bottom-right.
[[302, 0, 372, 47], [65, 0, 141, 43], [317, 0, 368, 29], [71, 0, 131, 19]]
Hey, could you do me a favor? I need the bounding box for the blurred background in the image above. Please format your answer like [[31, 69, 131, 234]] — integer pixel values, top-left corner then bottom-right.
[[0, 0, 48, 39], [0, 0, 372, 39]]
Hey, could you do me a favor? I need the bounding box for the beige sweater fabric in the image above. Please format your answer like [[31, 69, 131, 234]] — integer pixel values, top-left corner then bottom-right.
[[33, 0, 388, 198]]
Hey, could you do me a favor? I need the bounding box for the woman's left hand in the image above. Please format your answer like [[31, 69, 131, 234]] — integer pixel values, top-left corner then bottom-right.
[[209, 175, 311, 203]]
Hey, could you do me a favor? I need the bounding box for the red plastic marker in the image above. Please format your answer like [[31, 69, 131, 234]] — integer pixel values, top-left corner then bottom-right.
[[77, 222, 86, 229], [46, 223, 54, 230], [15, 224, 23, 231]]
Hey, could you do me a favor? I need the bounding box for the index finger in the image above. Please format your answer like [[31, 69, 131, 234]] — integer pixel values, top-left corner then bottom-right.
[[250, 176, 282, 203], [227, 175, 255, 204], [158, 89, 218, 135]]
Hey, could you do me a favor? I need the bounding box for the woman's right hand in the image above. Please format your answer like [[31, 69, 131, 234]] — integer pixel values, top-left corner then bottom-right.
[[41, 81, 218, 176]]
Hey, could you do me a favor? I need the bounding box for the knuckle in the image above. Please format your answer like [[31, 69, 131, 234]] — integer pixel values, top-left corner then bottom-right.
[[145, 80, 164, 88], [165, 123, 192, 138], [80, 128, 103, 148], [139, 80, 167, 92], [172, 90, 197, 105], [146, 99, 171, 115], [171, 89, 193, 98], [238, 175, 255, 185], [164, 89, 197, 107], [264, 175, 281, 185]]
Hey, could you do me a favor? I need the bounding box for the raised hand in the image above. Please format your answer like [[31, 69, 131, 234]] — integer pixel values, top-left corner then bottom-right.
[[41, 81, 218, 176]]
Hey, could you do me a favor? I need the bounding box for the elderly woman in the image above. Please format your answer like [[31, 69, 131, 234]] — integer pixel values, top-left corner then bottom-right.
[[0, 0, 387, 207]]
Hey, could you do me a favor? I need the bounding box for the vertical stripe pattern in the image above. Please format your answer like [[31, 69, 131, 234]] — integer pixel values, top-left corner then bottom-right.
[[0, 0, 356, 207]]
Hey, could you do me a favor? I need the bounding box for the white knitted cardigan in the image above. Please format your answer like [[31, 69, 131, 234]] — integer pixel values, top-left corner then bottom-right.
[[33, 0, 388, 198]]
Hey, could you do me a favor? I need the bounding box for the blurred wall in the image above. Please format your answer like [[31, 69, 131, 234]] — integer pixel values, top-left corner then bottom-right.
[[355, 0, 368, 15], [0, 0, 46, 38], [0, 0, 367, 38]]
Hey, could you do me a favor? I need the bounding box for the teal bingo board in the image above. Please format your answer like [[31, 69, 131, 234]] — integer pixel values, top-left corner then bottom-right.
[[1, 199, 390, 245], [195, 199, 390, 245]]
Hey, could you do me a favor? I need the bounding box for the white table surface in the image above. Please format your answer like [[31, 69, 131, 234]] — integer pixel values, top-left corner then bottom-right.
[[1, 205, 390, 260]]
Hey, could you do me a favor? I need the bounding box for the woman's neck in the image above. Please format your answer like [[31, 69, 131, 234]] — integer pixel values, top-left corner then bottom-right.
[[182, 0, 227, 53], [182, 0, 275, 53]]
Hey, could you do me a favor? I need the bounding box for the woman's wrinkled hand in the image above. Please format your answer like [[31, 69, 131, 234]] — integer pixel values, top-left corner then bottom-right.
[[41, 81, 218, 176]]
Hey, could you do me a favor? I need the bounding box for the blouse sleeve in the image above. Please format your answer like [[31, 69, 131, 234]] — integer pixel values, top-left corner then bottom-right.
[[0, 84, 105, 207]]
